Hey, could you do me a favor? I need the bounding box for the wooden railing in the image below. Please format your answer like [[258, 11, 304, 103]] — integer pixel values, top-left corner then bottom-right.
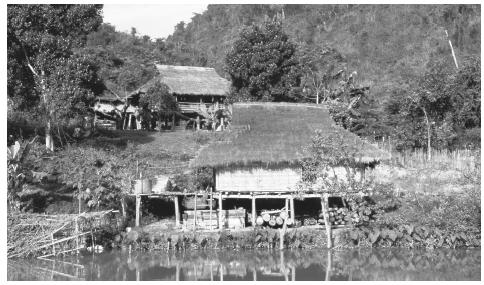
[[178, 102, 224, 114]]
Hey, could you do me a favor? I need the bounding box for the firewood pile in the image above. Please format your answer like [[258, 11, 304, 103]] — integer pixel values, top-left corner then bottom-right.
[[317, 196, 373, 227], [317, 207, 352, 226], [256, 208, 293, 228]]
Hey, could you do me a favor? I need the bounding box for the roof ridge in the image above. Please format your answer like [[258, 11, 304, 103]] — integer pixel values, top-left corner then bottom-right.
[[155, 64, 216, 72], [234, 102, 328, 109]]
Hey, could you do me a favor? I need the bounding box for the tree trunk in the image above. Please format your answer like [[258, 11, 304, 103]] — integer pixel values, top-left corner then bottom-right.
[[421, 107, 431, 161], [45, 118, 54, 151]]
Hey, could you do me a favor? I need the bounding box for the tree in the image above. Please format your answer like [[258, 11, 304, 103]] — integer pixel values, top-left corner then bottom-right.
[[225, 20, 302, 102], [8, 4, 103, 150], [139, 82, 178, 130], [384, 56, 480, 152]]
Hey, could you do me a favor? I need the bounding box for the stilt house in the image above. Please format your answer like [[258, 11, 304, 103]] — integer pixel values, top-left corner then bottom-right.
[[132, 64, 230, 115], [190, 102, 390, 228]]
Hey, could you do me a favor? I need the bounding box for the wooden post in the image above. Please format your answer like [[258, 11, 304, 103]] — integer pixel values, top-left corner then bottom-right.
[[218, 192, 223, 230], [128, 114, 133, 130], [290, 196, 295, 223], [75, 218, 79, 254], [253, 269, 257, 281], [193, 193, 197, 231], [325, 250, 332, 281], [135, 195, 141, 227], [285, 198, 289, 218], [220, 264, 224, 281], [196, 116, 200, 130], [176, 263, 180, 281], [321, 193, 332, 248], [171, 114, 175, 131], [251, 195, 256, 227], [209, 188, 213, 230], [291, 266, 296, 281], [174, 196, 180, 228]]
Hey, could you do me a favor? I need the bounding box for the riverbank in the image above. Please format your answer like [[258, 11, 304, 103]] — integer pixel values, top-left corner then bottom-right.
[[111, 222, 480, 252]]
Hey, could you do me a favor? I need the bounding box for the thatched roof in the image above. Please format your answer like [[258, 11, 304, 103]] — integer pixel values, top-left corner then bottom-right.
[[96, 90, 124, 102], [134, 65, 230, 97], [190, 102, 390, 168]]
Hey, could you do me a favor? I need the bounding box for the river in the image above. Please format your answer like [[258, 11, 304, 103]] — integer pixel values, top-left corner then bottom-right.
[[8, 248, 480, 281]]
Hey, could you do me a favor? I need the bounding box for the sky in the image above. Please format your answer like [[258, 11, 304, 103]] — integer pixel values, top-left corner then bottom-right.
[[103, 4, 208, 40]]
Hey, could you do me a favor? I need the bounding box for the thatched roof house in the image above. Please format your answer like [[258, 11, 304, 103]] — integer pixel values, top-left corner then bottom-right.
[[191, 102, 389, 169], [134, 64, 230, 97]]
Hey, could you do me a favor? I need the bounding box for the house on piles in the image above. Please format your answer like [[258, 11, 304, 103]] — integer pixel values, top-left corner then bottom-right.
[[130, 64, 231, 130], [92, 90, 139, 130], [189, 102, 390, 229]]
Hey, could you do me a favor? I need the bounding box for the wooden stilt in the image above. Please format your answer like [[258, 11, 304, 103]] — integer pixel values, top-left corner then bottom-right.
[[220, 264, 224, 281], [209, 188, 213, 230], [251, 195, 256, 227], [291, 266, 296, 281], [253, 269, 257, 281], [218, 192, 223, 230], [174, 196, 180, 228], [290, 197, 295, 223], [75, 217, 79, 254], [210, 263, 213, 281], [128, 114, 133, 130], [193, 194, 197, 231], [171, 114, 175, 131], [285, 198, 289, 218], [325, 250, 332, 281], [321, 194, 332, 248], [135, 195, 141, 227], [176, 263, 180, 281]]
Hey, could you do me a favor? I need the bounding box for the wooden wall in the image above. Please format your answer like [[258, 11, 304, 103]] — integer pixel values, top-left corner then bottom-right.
[[215, 165, 301, 192]]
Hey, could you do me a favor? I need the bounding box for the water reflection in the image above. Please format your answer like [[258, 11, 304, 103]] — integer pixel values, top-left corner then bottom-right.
[[8, 248, 481, 281]]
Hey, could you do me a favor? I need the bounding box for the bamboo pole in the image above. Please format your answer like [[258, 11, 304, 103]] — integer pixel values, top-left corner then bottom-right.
[[174, 196, 180, 228], [51, 234, 56, 256]]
